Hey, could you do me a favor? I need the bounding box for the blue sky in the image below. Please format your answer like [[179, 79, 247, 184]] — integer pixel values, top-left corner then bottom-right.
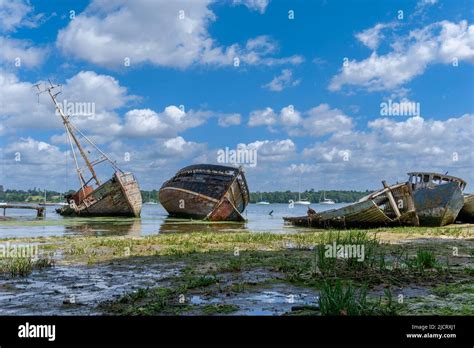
[[0, 0, 473, 192]]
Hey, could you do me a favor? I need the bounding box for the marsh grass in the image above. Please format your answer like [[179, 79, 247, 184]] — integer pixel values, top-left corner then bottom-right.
[[0, 256, 54, 277], [319, 280, 398, 316]]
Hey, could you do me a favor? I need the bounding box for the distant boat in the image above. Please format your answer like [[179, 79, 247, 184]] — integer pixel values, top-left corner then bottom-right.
[[294, 192, 311, 205], [256, 192, 270, 205], [159, 164, 249, 221], [408, 172, 465, 226], [319, 191, 335, 205]]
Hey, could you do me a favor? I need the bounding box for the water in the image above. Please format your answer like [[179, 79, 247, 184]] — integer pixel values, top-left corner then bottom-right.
[[0, 203, 349, 238]]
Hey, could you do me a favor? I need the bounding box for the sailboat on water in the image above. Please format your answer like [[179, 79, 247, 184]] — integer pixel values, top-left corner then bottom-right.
[[319, 191, 335, 205], [293, 178, 311, 205], [35, 81, 142, 217], [256, 192, 270, 205]]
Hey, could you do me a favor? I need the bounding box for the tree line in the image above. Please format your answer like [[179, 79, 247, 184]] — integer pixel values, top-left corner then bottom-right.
[[249, 190, 372, 204]]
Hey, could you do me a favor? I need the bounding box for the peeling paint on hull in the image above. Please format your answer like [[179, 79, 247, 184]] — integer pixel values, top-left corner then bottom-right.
[[413, 182, 464, 226], [57, 172, 142, 217], [159, 164, 249, 222], [456, 194, 474, 223]]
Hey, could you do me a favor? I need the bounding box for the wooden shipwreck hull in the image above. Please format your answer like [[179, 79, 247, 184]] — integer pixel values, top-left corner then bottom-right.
[[159, 164, 249, 221], [284, 182, 419, 229], [408, 172, 465, 226], [57, 172, 142, 217], [457, 194, 474, 223]]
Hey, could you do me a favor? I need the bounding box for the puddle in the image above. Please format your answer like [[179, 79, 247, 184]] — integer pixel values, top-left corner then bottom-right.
[[0, 261, 182, 315], [189, 283, 319, 316]]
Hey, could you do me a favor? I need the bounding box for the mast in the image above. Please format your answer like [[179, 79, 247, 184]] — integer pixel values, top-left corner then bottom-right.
[[34, 81, 104, 189]]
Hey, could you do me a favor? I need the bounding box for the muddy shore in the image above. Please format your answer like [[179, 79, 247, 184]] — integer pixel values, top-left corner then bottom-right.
[[0, 225, 473, 316]]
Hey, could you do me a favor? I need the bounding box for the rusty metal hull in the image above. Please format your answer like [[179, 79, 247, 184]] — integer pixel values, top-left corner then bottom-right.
[[284, 182, 419, 229], [57, 172, 142, 217], [158, 164, 249, 221], [456, 194, 474, 223], [413, 181, 464, 226]]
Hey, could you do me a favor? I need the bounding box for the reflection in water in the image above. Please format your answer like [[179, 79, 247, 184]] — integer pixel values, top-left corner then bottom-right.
[[0, 203, 349, 238], [63, 218, 142, 237], [158, 217, 247, 234]]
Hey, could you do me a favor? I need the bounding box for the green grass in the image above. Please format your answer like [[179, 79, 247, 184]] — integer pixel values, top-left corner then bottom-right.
[[0, 256, 54, 277], [201, 304, 239, 315]]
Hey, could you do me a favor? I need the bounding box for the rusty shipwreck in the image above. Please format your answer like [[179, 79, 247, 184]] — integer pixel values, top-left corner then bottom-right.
[[408, 172, 465, 226], [36, 82, 142, 217], [284, 181, 419, 229], [457, 194, 474, 223], [158, 164, 249, 221]]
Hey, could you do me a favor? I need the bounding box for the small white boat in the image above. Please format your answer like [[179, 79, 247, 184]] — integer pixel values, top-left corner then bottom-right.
[[319, 191, 335, 205], [294, 200, 311, 205], [256, 201, 270, 205]]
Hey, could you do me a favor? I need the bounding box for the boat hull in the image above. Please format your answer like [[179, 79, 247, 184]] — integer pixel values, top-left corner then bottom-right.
[[57, 172, 142, 217], [284, 182, 419, 229], [413, 182, 464, 226], [456, 194, 474, 223], [159, 164, 249, 222]]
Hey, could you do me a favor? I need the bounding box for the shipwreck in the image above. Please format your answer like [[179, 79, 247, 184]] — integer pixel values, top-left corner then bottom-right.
[[158, 164, 249, 221], [457, 194, 474, 223], [284, 181, 419, 229], [408, 172, 465, 226], [36, 82, 142, 217]]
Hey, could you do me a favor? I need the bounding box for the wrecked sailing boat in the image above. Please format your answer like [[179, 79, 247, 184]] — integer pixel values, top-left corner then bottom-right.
[[408, 172, 465, 226], [158, 164, 249, 221], [457, 194, 474, 223], [284, 181, 419, 229], [36, 82, 142, 217]]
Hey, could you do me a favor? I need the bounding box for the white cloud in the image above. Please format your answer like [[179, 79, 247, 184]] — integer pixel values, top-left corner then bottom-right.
[[263, 69, 301, 92], [356, 23, 393, 50], [241, 139, 296, 162], [232, 0, 269, 13], [56, 1, 302, 69], [217, 113, 241, 127], [248, 107, 277, 127], [122, 106, 211, 138], [248, 104, 353, 137], [0, 36, 47, 67], [0, 0, 39, 32], [330, 20, 474, 92]]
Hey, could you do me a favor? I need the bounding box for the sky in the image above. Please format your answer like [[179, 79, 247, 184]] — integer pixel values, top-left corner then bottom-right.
[[0, 0, 473, 193]]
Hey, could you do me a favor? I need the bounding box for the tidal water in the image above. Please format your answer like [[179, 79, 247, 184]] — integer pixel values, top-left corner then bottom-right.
[[0, 203, 349, 238]]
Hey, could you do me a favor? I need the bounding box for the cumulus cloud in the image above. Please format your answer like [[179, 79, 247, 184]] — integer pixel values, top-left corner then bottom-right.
[[122, 106, 211, 138], [239, 139, 296, 162], [56, 0, 302, 69], [0, 36, 47, 67], [232, 0, 269, 13], [217, 113, 241, 127], [330, 20, 474, 92], [248, 107, 277, 127], [248, 104, 353, 137], [263, 69, 301, 91], [0, 0, 40, 32], [355, 23, 394, 50]]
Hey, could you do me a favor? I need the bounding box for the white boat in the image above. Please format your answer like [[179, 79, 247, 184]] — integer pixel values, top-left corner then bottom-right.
[[256, 192, 270, 205], [294, 192, 311, 205], [319, 191, 335, 205]]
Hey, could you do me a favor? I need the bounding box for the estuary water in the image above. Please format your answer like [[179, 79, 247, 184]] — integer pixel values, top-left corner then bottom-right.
[[0, 203, 349, 239]]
